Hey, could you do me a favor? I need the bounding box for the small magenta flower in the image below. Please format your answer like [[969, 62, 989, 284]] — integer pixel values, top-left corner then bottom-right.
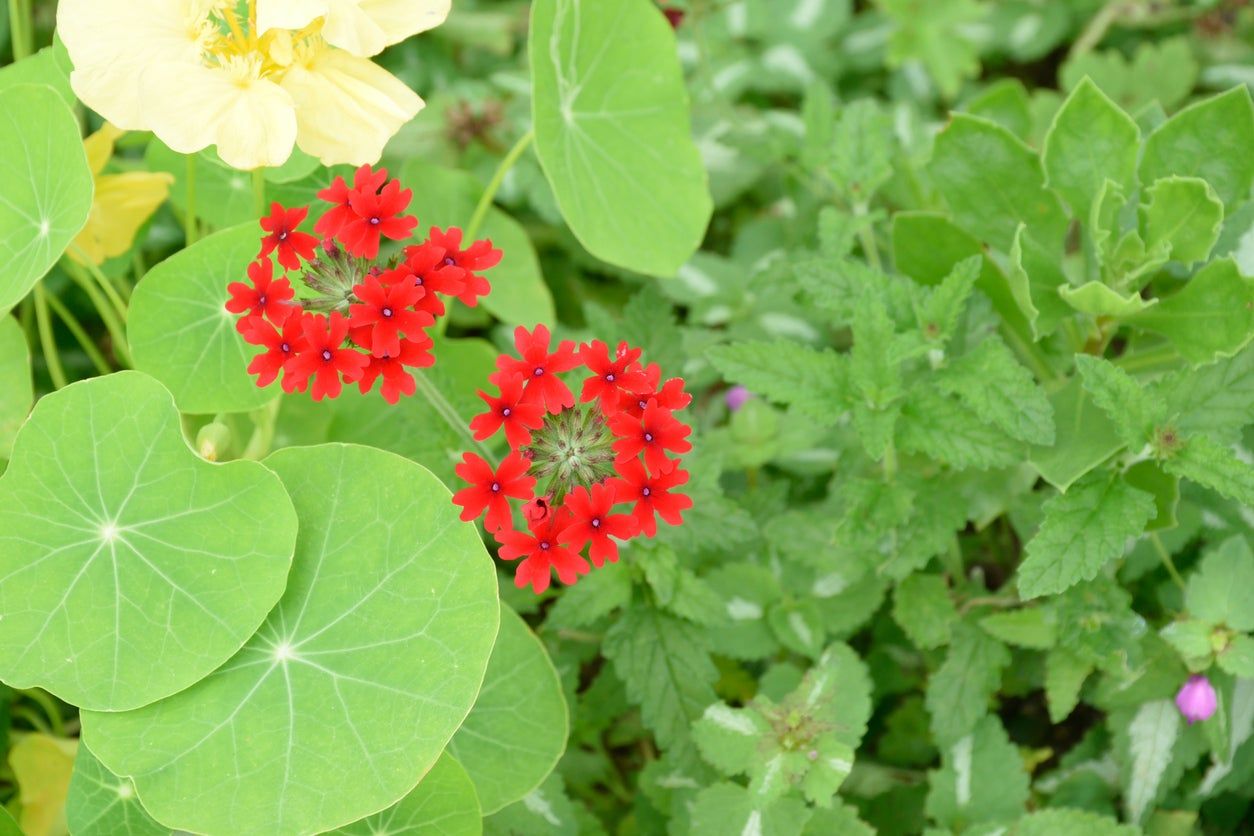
[[1176, 675, 1218, 724], [726, 385, 751, 412]]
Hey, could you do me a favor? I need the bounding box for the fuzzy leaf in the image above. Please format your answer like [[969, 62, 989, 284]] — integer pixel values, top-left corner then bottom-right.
[[693, 703, 772, 778], [939, 336, 1055, 445], [893, 574, 957, 650], [1011, 808, 1139, 836], [690, 783, 811, 836], [1044, 646, 1092, 723], [707, 341, 848, 425], [926, 715, 1029, 827], [926, 624, 1011, 747], [1121, 699, 1180, 824], [1042, 77, 1140, 217], [1074, 354, 1166, 448], [1157, 344, 1254, 446], [979, 607, 1056, 649], [898, 387, 1024, 470], [1185, 537, 1254, 632], [1162, 434, 1254, 506]]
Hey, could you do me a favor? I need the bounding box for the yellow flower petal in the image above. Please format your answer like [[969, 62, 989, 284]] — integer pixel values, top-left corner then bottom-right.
[[140, 60, 298, 170], [82, 123, 125, 177], [263, 0, 450, 56], [357, 0, 450, 42], [255, 0, 328, 36], [281, 47, 422, 165], [57, 0, 204, 129], [9, 734, 77, 836], [72, 172, 174, 265]]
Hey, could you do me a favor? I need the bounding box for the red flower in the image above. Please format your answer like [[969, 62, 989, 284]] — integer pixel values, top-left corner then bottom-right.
[[427, 227, 501, 307], [621, 362, 693, 417], [470, 373, 546, 448], [315, 164, 388, 239], [225, 259, 295, 330], [558, 483, 638, 567], [258, 203, 318, 272], [356, 339, 433, 404], [347, 274, 433, 357], [496, 512, 589, 594], [241, 314, 308, 391], [404, 241, 468, 316], [580, 340, 648, 410], [452, 452, 536, 533], [283, 312, 369, 401], [609, 399, 693, 472], [340, 179, 418, 259], [612, 457, 692, 537], [494, 324, 579, 413]]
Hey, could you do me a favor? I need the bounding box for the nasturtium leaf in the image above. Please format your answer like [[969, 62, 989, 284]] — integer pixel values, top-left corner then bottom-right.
[[82, 444, 500, 835], [0, 84, 93, 317], [1120, 699, 1181, 824], [0, 371, 296, 711], [1143, 176, 1224, 265], [1016, 470, 1156, 599], [925, 715, 1029, 827], [1185, 537, 1254, 632], [690, 782, 811, 836], [926, 623, 1010, 748], [328, 754, 482, 836], [0, 40, 73, 105], [1132, 258, 1254, 364], [66, 745, 166, 836], [1029, 376, 1125, 490], [400, 161, 555, 327], [0, 315, 32, 459], [1138, 86, 1254, 209], [447, 605, 567, 815], [1059, 282, 1157, 318], [928, 114, 1066, 252], [1042, 77, 1140, 217], [128, 224, 277, 414], [0, 809, 17, 836], [530, 0, 712, 277]]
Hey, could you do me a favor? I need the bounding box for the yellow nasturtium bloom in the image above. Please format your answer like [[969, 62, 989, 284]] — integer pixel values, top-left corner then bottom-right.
[[56, 0, 450, 170], [71, 124, 174, 266]]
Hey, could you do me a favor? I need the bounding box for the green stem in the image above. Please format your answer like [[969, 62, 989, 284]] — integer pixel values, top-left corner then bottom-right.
[[414, 371, 496, 465], [465, 129, 534, 243], [881, 439, 897, 481], [252, 168, 267, 218], [45, 290, 111, 376], [7, 0, 31, 59], [1071, 0, 1132, 57], [1151, 533, 1187, 591], [184, 154, 199, 245], [62, 261, 132, 367], [69, 249, 129, 323], [1116, 343, 1180, 374], [33, 284, 67, 389], [241, 398, 282, 461], [1000, 322, 1059, 384], [20, 689, 65, 738], [853, 202, 882, 272]]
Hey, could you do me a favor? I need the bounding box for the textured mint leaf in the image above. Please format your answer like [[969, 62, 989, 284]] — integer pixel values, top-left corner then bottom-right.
[[1138, 86, 1254, 208], [827, 477, 966, 581], [544, 566, 631, 629], [916, 255, 981, 346], [925, 715, 1029, 827], [1119, 699, 1181, 824], [978, 607, 1056, 649], [1017, 471, 1156, 599], [1011, 808, 1139, 836], [1059, 37, 1197, 114], [1218, 635, 1254, 678], [939, 336, 1055, 445], [1044, 647, 1092, 723], [880, 0, 984, 100], [690, 783, 811, 836], [929, 114, 1066, 251], [1029, 376, 1126, 490], [1143, 176, 1224, 265], [851, 290, 905, 406], [1162, 434, 1254, 506], [703, 563, 781, 661], [768, 600, 826, 660], [693, 703, 771, 777], [893, 574, 957, 650], [483, 772, 578, 836], [1185, 537, 1254, 632], [1160, 620, 1214, 669], [603, 605, 718, 752], [707, 341, 849, 425], [926, 623, 1011, 747], [898, 386, 1024, 470], [1157, 344, 1254, 446], [1133, 258, 1254, 365], [1042, 77, 1140, 217], [1074, 353, 1166, 448], [829, 99, 894, 201]]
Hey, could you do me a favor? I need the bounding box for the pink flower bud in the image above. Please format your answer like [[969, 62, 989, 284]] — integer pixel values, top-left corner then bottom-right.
[[1175, 675, 1218, 724], [725, 385, 751, 412]]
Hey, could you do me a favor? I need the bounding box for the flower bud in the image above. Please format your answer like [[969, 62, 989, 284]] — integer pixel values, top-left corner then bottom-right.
[[725, 385, 751, 412], [1176, 674, 1218, 724], [196, 421, 232, 462]]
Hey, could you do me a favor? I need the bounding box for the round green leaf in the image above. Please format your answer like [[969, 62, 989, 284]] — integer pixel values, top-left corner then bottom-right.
[[447, 605, 568, 814], [329, 754, 482, 836], [0, 371, 296, 711], [0, 314, 33, 459], [82, 443, 500, 835], [530, 0, 712, 277], [128, 224, 276, 414], [0, 84, 93, 316], [67, 745, 167, 836]]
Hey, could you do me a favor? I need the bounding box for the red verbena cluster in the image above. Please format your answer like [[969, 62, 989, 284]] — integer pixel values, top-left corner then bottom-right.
[[225, 165, 503, 403], [452, 326, 694, 594]]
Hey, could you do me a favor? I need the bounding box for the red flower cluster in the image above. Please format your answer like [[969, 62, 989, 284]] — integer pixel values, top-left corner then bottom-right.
[[225, 165, 503, 403], [452, 326, 693, 594]]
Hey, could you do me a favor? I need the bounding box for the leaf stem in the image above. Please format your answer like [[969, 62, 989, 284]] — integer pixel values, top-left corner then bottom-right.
[[414, 370, 496, 465], [465, 128, 534, 243], [62, 260, 132, 367], [7, 0, 31, 60], [33, 284, 67, 389], [241, 397, 282, 460], [19, 688, 65, 738], [1151, 533, 1187, 591], [70, 250, 130, 323], [853, 202, 882, 272], [45, 289, 110, 376], [1115, 343, 1180, 374], [184, 153, 199, 245]]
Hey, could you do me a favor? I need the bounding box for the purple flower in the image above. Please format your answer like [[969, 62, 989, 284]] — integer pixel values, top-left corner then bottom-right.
[[725, 385, 751, 412], [1175, 675, 1218, 724]]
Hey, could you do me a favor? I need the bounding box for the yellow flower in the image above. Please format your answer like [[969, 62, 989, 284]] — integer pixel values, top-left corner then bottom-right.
[[71, 124, 174, 266], [57, 0, 441, 170]]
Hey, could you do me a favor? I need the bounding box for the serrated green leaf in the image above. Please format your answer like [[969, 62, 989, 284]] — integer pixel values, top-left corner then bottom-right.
[[1139, 86, 1254, 208], [690, 782, 811, 836], [898, 386, 1024, 470], [926, 623, 1011, 747], [704, 563, 781, 661], [1042, 77, 1140, 217], [1029, 376, 1126, 490], [979, 607, 1056, 649], [1162, 434, 1254, 506], [1059, 37, 1196, 115], [1143, 176, 1224, 265], [1017, 471, 1156, 599], [1059, 282, 1157, 318], [1132, 258, 1254, 365], [1122, 460, 1179, 532], [1157, 344, 1254, 446], [1185, 537, 1254, 631], [544, 565, 631, 629], [1074, 353, 1166, 448], [930, 114, 1066, 252], [530, 0, 711, 276], [707, 341, 848, 425], [939, 336, 1055, 445], [802, 800, 876, 836], [1044, 646, 1092, 723], [926, 715, 1029, 827], [0, 315, 32, 460], [603, 605, 718, 752], [768, 600, 826, 660], [693, 702, 771, 777], [1121, 699, 1180, 824], [916, 255, 981, 345], [830, 99, 894, 201], [1218, 635, 1254, 678], [1160, 620, 1214, 670], [483, 773, 577, 836], [893, 574, 957, 650], [879, 0, 984, 100], [1010, 808, 1139, 836]]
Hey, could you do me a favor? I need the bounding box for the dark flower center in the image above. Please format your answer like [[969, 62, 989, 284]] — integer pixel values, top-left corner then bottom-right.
[[502, 407, 512, 417], [591, 518, 601, 529], [642, 487, 652, 497], [280, 342, 290, 353], [490, 481, 500, 492], [381, 307, 393, 318], [321, 349, 333, 362], [540, 541, 550, 550], [533, 367, 544, 376], [443, 256, 456, 267], [644, 432, 654, 443], [278, 230, 288, 241], [369, 217, 380, 226], [258, 294, 267, 306], [605, 373, 615, 382]]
